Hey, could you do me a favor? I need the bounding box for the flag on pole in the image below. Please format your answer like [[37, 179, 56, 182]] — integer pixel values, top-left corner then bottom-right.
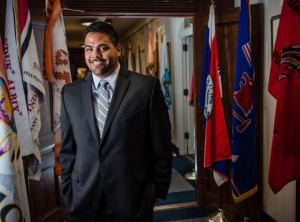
[[18, 0, 46, 180], [159, 33, 174, 131], [199, 26, 210, 109], [5, 0, 41, 180], [44, 0, 72, 175], [0, 33, 31, 222], [202, 4, 231, 186], [199, 25, 210, 128], [268, 0, 300, 194], [159, 35, 172, 109], [135, 45, 141, 73], [147, 23, 154, 75], [127, 44, 133, 71], [231, 0, 257, 203]]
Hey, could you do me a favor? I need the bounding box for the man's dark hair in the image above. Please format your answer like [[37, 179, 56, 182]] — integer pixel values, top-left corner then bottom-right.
[[83, 21, 120, 47]]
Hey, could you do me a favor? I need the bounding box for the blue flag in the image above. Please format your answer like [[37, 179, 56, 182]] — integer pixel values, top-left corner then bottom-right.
[[231, 0, 257, 203], [199, 25, 210, 110]]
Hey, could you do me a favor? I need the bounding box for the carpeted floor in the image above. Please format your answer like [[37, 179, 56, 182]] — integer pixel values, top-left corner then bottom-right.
[[154, 155, 212, 221], [157, 155, 196, 206], [154, 205, 212, 222], [168, 168, 195, 193]]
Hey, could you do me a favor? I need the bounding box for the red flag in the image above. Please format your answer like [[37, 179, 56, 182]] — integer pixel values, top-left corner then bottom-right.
[[268, 0, 300, 193], [203, 5, 231, 186]]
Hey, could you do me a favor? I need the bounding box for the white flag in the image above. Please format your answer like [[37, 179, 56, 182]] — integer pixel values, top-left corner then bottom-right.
[[44, 0, 72, 175], [0, 32, 31, 222], [19, 0, 46, 180], [5, 0, 36, 160]]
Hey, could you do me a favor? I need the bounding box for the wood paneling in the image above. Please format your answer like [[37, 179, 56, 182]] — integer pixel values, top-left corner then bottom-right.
[[194, 4, 264, 221], [29, 0, 233, 16], [26, 145, 65, 222]]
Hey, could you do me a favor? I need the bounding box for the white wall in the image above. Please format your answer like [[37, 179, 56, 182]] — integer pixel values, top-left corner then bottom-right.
[[235, 0, 296, 221], [121, 17, 186, 151]]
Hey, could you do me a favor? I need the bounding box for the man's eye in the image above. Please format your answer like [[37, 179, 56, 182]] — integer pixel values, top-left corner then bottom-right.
[[98, 46, 108, 52], [85, 47, 92, 52]]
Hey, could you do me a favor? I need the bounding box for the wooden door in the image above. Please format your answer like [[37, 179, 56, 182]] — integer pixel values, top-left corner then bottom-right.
[[194, 4, 264, 221]]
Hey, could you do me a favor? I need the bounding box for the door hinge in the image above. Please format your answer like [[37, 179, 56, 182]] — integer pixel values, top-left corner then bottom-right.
[[184, 132, 189, 139], [183, 88, 189, 96], [183, 43, 188, 51]]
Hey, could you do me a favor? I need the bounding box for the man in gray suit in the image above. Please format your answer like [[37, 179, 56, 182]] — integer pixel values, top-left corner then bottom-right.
[[60, 21, 172, 222]]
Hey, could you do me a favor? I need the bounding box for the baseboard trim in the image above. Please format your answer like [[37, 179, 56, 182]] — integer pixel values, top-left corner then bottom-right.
[[261, 211, 277, 222], [154, 201, 198, 212]]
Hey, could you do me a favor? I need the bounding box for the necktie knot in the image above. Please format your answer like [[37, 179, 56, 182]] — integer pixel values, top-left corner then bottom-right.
[[99, 80, 109, 90]]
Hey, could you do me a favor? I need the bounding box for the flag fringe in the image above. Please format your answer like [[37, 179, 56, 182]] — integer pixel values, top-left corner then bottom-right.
[[233, 185, 258, 203]]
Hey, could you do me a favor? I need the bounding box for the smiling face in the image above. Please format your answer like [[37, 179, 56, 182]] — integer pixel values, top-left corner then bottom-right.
[[84, 32, 121, 78]]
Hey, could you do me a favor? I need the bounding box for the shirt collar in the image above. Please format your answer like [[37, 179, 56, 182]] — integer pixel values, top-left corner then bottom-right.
[[92, 63, 120, 91]]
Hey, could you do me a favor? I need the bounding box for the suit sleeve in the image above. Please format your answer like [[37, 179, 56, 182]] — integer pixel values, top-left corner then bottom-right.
[[59, 85, 76, 199], [149, 78, 173, 199]]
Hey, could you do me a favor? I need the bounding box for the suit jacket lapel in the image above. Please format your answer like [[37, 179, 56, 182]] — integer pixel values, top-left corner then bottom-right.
[[102, 67, 130, 140], [82, 73, 100, 145]]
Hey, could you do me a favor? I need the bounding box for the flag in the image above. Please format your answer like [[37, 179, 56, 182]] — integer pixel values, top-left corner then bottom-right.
[[202, 5, 231, 186], [231, 0, 257, 203], [5, 0, 41, 176], [199, 25, 210, 127], [147, 24, 154, 75], [0, 34, 31, 221], [135, 45, 141, 73], [127, 44, 133, 71], [159, 35, 172, 109], [18, 0, 46, 180], [44, 0, 72, 175], [199, 26, 210, 108], [268, 0, 300, 194], [188, 70, 195, 104]]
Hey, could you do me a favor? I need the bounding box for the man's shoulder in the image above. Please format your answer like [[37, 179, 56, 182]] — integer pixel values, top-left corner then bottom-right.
[[62, 73, 91, 96]]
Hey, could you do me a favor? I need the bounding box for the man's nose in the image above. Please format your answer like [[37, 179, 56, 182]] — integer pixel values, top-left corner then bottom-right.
[[91, 48, 103, 57]]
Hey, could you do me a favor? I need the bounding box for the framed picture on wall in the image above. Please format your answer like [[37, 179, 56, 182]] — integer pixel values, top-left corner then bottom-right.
[[77, 67, 88, 79], [270, 14, 280, 53]]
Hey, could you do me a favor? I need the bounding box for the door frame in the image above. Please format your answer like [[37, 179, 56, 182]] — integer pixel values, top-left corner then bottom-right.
[[174, 23, 193, 155]]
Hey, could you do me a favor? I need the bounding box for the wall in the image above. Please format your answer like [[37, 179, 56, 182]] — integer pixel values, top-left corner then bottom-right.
[[121, 17, 188, 153], [236, 0, 296, 221]]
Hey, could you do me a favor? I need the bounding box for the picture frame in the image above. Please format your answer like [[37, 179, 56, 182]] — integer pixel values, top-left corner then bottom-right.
[[270, 14, 280, 53], [77, 67, 87, 79]]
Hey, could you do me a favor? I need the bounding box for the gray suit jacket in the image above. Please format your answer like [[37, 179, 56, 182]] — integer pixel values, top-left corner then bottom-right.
[[60, 67, 172, 221]]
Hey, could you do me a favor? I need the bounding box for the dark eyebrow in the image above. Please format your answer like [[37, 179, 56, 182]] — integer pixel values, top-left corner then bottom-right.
[[84, 44, 109, 48]]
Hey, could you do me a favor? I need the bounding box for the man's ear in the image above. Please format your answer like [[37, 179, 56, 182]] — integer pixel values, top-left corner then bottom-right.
[[116, 44, 122, 55]]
